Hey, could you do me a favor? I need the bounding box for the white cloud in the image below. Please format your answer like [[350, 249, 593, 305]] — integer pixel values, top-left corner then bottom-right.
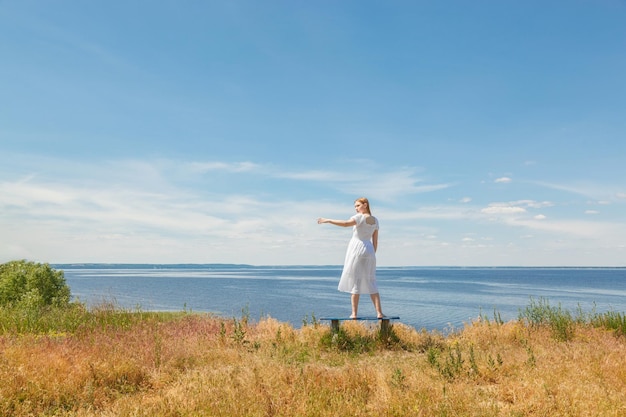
[[341, 167, 450, 199], [0, 157, 450, 264], [480, 200, 553, 216], [276, 169, 346, 181], [188, 161, 261, 173], [505, 217, 621, 239], [2, 153, 626, 266], [533, 181, 626, 201], [519, 200, 554, 209], [585, 210, 599, 215], [495, 177, 512, 183], [0, 174, 329, 264], [383, 205, 475, 221], [481, 206, 526, 214], [0, 180, 77, 206], [277, 165, 451, 200]]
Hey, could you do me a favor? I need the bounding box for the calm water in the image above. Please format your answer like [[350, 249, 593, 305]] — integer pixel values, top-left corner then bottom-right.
[[59, 265, 626, 331]]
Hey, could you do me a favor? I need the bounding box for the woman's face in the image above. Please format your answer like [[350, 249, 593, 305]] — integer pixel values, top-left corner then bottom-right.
[[354, 201, 368, 214]]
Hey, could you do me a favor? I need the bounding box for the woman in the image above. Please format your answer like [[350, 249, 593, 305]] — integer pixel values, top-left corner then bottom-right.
[[317, 197, 384, 319]]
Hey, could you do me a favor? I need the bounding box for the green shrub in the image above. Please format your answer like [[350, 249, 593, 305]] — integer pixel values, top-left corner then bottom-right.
[[0, 260, 71, 308], [591, 310, 626, 337], [518, 296, 575, 341]]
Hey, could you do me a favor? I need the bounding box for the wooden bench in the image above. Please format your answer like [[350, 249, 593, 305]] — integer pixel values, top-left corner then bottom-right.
[[319, 316, 400, 336]]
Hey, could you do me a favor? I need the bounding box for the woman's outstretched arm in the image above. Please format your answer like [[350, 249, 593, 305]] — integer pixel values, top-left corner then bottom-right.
[[317, 218, 356, 227]]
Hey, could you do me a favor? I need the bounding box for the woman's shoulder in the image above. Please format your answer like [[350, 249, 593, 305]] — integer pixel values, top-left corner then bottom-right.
[[352, 213, 378, 226], [365, 215, 378, 226]]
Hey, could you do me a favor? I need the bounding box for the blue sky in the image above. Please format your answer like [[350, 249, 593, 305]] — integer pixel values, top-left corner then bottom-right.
[[1, 1, 625, 266]]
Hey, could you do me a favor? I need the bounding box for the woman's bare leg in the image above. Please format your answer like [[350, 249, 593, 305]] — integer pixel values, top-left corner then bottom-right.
[[351, 294, 360, 318], [370, 293, 384, 318]]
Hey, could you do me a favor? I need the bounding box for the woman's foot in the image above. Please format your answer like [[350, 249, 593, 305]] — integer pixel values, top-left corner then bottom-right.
[[377, 314, 386, 319]]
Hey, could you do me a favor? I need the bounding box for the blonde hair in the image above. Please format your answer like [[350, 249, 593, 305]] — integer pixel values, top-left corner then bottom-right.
[[355, 197, 372, 215]]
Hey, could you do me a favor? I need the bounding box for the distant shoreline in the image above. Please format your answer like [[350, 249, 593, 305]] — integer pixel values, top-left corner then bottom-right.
[[53, 263, 626, 270]]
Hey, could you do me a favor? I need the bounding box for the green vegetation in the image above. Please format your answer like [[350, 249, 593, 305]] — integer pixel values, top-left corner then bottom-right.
[[1, 262, 625, 416], [0, 260, 70, 308], [518, 296, 626, 340]]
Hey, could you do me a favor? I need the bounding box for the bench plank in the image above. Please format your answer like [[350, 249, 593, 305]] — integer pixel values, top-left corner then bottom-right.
[[319, 316, 400, 334], [319, 316, 400, 321]]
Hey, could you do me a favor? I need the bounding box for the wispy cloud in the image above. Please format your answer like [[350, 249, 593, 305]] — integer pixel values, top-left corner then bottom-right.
[[507, 200, 553, 209], [216, 162, 452, 200], [482, 206, 526, 215], [274, 169, 349, 182], [480, 200, 552, 215], [0, 171, 325, 263], [382, 205, 477, 221], [181, 160, 450, 200], [533, 180, 626, 202], [188, 161, 262, 173], [503, 217, 622, 239], [347, 170, 451, 200], [0, 156, 440, 262], [2, 153, 625, 265]]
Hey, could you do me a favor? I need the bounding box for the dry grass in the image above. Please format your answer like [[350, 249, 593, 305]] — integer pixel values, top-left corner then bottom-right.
[[1, 311, 625, 416]]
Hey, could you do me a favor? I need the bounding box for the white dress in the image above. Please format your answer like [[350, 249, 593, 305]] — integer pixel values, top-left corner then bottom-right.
[[337, 213, 379, 294]]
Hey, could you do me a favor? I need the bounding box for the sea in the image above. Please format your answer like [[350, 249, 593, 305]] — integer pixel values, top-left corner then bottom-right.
[[57, 264, 626, 332]]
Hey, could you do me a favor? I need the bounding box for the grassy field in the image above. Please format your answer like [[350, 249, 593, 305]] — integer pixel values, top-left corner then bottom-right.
[[1, 300, 625, 416]]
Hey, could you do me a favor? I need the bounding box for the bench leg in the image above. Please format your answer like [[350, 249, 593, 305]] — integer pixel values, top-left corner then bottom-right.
[[330, 319, 340, 333], [380, 318, 391, 338]]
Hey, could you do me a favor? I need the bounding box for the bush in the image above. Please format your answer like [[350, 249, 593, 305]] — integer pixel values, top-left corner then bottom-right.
[[0, 260, 71, 308], [591, 310, 626, 337], [518, 296, 576, 341]]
